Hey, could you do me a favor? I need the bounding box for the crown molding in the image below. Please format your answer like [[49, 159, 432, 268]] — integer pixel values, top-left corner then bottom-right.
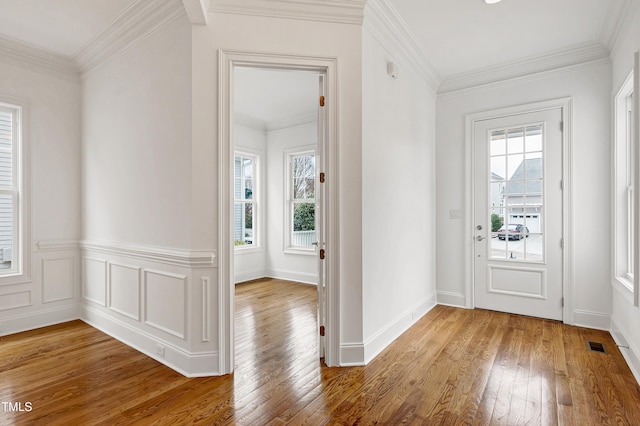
[[363, 0, 440, 92], [73, 0, 186, 76], [235, 112, 317, 132], [597, 0, 639, 54], [210, 0, 366, 25], [608, 0, 640, 60], [183, 0, 211, 24], [266, 112, 316, 132], [235, 113, 267, 132], [438, 41, 611, 95], [0, 34, 79, 81]]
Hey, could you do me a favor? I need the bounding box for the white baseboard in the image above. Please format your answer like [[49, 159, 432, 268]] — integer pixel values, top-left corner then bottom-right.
[[340, 343, 365, 366], [266, 268, 317, 285], [81, 305, 220, 377], [573, 309, 610, 331], [437, 290, 466, 307], [611, 317, 640, 386], [362, 292, 437, 364], [0, 304, 80, 336]]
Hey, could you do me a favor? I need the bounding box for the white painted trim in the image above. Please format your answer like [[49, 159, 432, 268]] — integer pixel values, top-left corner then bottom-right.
[[82, 305, 220, 377], [36, 239, 80, 252], [363, 0, 439, 92], [74, 0, 186, 76], [465, 98, 573, 324], [573, 309, 610, 331], [609, 0, 640, 61], [439, 43, 610, 96], [611, 317, 640, 386], [339, 343, 365, 366], [265, 268, 317, 285], [363, 292, 436, 364], [0, 34, 79, 80], [81, 240, 216, 269], [234, 268, 266, 284], [182, 0, 210, 25], [218, 50, 341, 372], [211, 0, 366, 25], [436, 291, 466, 308], [0, 305, 80, 337]]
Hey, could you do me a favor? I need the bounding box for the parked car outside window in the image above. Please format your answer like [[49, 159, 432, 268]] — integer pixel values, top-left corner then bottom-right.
[[497, 224, 529, 240]]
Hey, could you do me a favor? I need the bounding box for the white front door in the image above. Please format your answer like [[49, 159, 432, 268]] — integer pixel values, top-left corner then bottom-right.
[[474, 108, 563, 320]]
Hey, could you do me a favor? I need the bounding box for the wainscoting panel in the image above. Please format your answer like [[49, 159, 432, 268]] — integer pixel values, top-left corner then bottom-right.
[[109, 262, 141, 320], [42, 258, 74, 304], [82, 257, 107, 306], [0, 290, 31, 311], [143, 269, 187, 339]]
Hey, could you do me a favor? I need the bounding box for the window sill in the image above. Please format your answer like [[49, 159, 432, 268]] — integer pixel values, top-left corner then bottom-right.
[[613, 276, 634, 304]]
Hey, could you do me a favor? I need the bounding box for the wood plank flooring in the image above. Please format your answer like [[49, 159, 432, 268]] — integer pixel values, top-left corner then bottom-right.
[[2, 278, 640, 425]]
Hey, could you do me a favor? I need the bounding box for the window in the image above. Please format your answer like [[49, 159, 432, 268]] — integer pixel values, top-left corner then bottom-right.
[[234, 153, 258, 249], [0, 102, 24, 278], [613, 72, 634, 291], [286, 149, 316, 251]]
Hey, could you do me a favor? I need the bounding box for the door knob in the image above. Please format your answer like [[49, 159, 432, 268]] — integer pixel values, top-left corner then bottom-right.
[[476, 235, 486, 241]]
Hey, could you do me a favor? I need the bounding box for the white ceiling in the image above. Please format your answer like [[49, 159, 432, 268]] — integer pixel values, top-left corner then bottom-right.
[[0, 0, 137, 57], [388, 0, 619, 78], [234, 67, 320, 130], [0, 0, 630, 123]]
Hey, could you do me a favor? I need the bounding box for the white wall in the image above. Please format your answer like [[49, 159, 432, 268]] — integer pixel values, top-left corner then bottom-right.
[[361, 22, 438, 362], [81, 14, 220, 377], [610, 5, 640, 383], [265, 122, 317, 284], [436, 62, 612, 328], [0, 59, 81, 333]]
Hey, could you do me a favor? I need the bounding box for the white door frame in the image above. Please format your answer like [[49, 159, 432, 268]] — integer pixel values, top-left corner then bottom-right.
[[464, 97, 573, 324], [217, 49, 340, 374]]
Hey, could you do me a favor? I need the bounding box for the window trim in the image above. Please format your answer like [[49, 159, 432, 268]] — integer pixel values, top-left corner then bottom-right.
[[0, 98, 30, 285], [613, 70, 634, 297], [233, 150, 260, 253], [284, 146, 316, 255]]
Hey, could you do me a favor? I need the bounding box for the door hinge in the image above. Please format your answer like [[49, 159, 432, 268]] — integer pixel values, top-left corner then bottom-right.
[[319, 172, 325, 183], [561, 297, 564, 308], [320, 325, 325, 336], [560, 121, 564, 132], [319, 96, 325, 107], [560, 238, 564, 249], [319, 249, 325, 260], [560, 180, 563, 190]]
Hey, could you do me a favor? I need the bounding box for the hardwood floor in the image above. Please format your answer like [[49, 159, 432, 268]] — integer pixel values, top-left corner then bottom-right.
[[2, 278, 640, 425]]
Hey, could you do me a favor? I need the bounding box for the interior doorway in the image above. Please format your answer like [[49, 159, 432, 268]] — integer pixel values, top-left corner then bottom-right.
[[232, 65, 325, 359], [219, 51, 339, 374]]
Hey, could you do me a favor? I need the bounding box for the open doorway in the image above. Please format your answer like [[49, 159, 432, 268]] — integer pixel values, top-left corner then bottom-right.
[[231, 66, 326, 367]]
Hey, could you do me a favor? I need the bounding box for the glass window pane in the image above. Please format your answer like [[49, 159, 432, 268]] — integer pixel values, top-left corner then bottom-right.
[[292, 202, 315, 247], [507, 154, 524, 179], [491, 156, 506, 182], [491, 131, 506, 156], [507, 128, 524, 154], [0, 193, 12, 269], [525, 126, 543, 152]]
